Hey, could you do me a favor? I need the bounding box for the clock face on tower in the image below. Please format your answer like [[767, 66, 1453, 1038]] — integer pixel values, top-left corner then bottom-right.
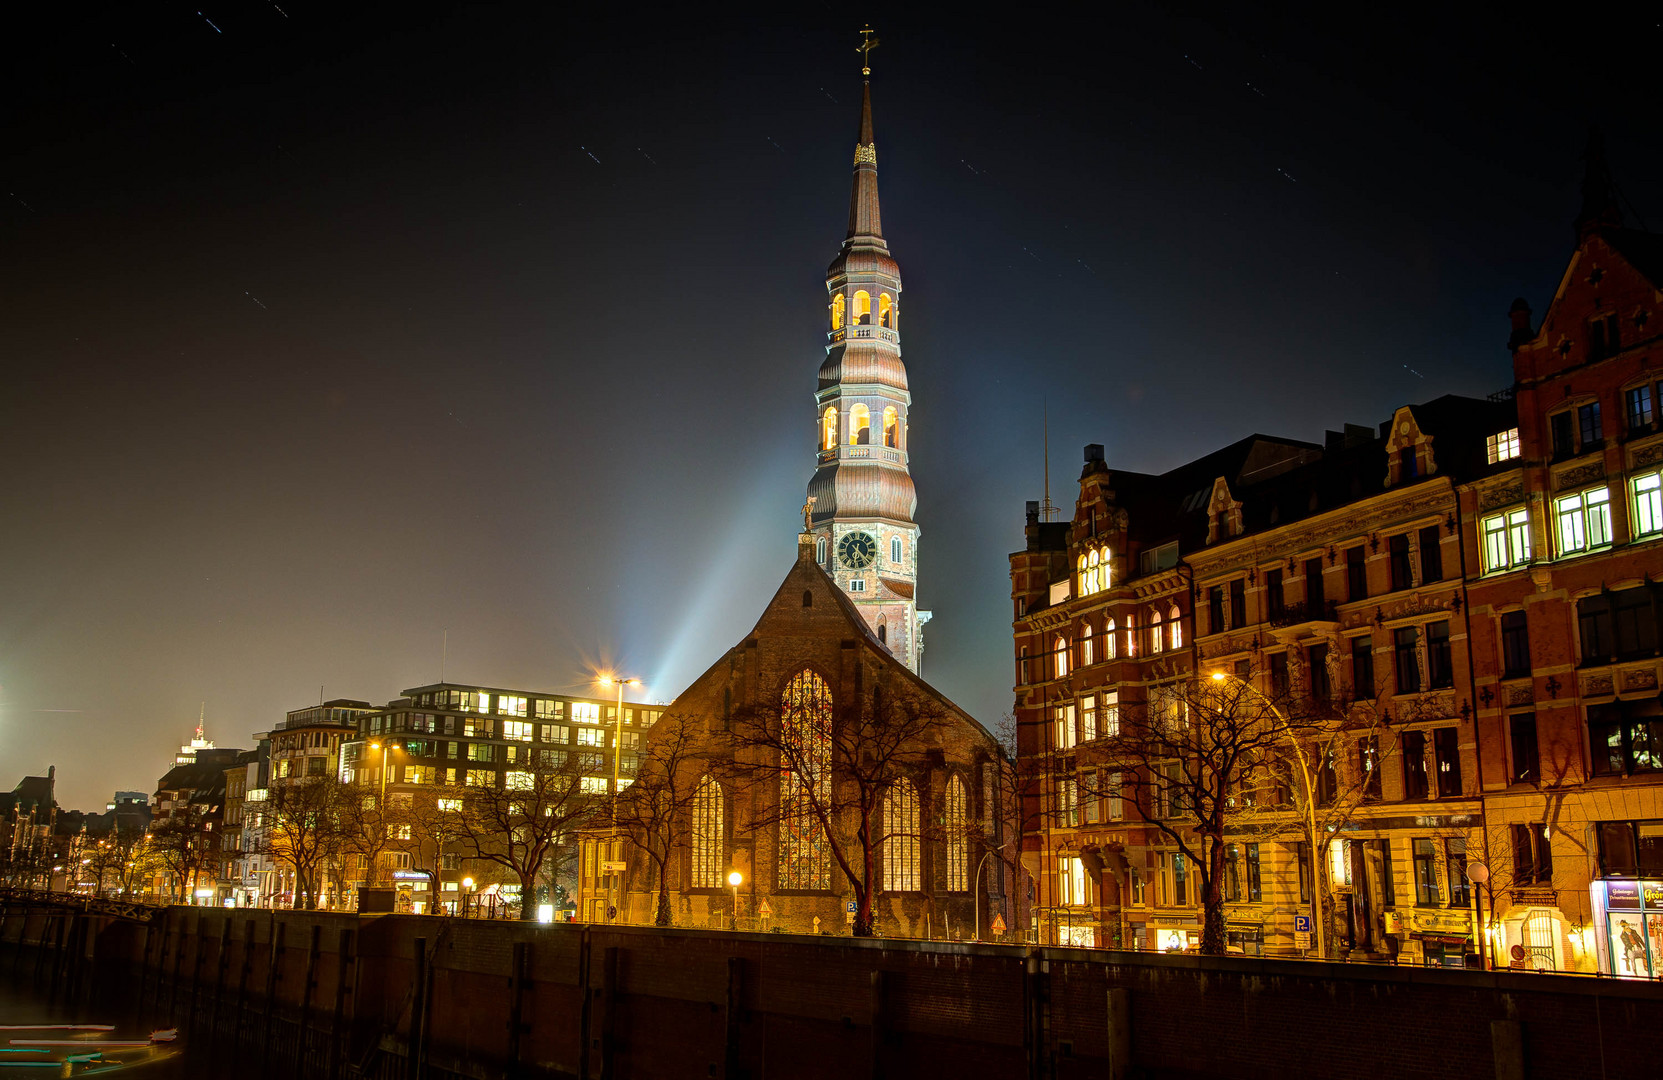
[[837, 531, 877, 569]]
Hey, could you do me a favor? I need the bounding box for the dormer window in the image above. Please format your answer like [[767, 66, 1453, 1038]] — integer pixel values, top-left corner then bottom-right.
[[1589, 313, 1621, 360], [1486, 429, 1520, 464], [1076, 545, 1111, 597]]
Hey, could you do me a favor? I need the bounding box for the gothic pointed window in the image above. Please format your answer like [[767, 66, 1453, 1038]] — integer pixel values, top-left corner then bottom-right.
[[778, 670, 833, 890], [822, 407, 838, 451], [878, 622, 888, 646], [816, 536, 827, 564], [882, 406, 899, 448], [882, 779, 921, 892], [944, 774, 969, 892], [849, 404, 871, 445], [878, 293, 893, 328], [691, 775, 724, 889], [831, 294, 845, 331], [854, 290, 872, 325], [890, 535, 903, 564]]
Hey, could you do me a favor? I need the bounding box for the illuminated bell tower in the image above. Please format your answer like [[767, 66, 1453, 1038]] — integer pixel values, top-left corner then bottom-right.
[[806, 44, 931, 673]]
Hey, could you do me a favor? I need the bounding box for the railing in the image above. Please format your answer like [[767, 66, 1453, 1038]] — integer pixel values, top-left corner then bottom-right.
[[0, 886, 162, 922], [1268, 600, 1339, 628]]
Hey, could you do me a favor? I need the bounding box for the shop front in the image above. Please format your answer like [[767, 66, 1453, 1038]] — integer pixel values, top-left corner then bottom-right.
[[1143, 915, 1200, 953], [1591, 879, 1663, 978], [1384, 907, 1474, 967]]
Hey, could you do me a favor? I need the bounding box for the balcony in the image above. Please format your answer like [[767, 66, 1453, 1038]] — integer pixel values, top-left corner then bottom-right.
[[1267, 600, 1339, 630]]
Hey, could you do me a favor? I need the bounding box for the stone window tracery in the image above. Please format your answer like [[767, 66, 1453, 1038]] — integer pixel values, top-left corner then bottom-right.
[[883, 779, 921, 892], [778, 670, 833, 890], [691, 774, 724, 889], [944, 774, 969, 892]]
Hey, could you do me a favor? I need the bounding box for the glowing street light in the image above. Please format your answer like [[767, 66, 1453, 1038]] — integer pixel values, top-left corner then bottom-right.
[[727, 870, 743, 931], [598, 673, 641, 924]]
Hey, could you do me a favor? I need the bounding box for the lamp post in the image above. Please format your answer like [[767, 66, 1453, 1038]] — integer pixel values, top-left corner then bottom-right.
[[973, 850, 993, 941], [462, 876, 475, 919], [1210, 671, 1327, 960], [727, 870, 743, 931], [367, 741, 399, 887], [598, 673, 640, 923]]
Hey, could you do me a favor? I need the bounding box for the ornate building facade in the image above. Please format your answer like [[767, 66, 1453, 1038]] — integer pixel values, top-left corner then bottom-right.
[[806, 80, 930, 673]]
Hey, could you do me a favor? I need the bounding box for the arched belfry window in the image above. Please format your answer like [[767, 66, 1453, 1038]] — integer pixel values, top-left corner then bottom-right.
[[778, 670, 833, 890], [849, 404, 871, 445], [815, 536, 827, 564], [944, 774, 969, 892], [878, 293, 893, 328], [822, 407, 838, 451], [890, 535, 903, 564], [882, 780, 921, 892], [831, 294, 845, 331], [691, 775, 724, 889], [882, 406, 899, 448], [854, 290, 872, 325]]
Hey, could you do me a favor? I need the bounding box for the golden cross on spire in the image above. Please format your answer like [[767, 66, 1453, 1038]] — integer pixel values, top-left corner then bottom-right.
[[856, 25, 880, 77]]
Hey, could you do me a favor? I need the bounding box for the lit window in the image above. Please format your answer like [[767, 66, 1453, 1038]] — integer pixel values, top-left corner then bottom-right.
[[571, 702, 600, 723], [853, 290, 871, 325], [1080, 694, 1097, 740], [883, 406, 899, 448], [505, 771, 533, 791], [1054, 635, 1069, 678], [1150, 611, 1164, 654], [778, 670, 833, 890], [1076, 544, 1111, 597], [405, 766, 435, 785], [1169, 605, 1182, 649], [580, 776, 608, 794], [822, 406, 838, 450], [1554, 486, 1612, 555], [691, 775, 723, 888], [1105, 619, 1117, 659], [1081, 624, 1094, 666], [465, 769, 493, 787], [1480, 507, 1532, 573], [831, 294, 845, 331], [882, 781, 921, 892], [499, 695, 527, 718], [944, 775, 968, 891], [502, 720, 532, 742], [437, 798, 462, 812], [1054, 703, 1077, 750], [1102, 691, 1119, 738], [1057, 856, 1088, 907], [878, 292, 893, 328], [1486, 428, 1521, 464], [576, 727, 604, 747], [848, 403, 871, 445], [1633, 472, 1663, 538]]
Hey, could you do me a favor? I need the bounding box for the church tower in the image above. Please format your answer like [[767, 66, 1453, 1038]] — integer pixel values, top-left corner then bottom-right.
[[806, 59, 931, 673]]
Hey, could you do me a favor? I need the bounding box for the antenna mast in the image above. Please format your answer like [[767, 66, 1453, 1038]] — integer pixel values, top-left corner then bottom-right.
[[1040, 400, 1060, 521]]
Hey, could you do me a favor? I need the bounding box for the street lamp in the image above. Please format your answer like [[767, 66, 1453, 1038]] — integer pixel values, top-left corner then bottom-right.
[[462, 876, 475, 919], [727, 870, 743, 931], [368, 741, 401, 887], [598, 673, 641, 923], [1210, 671, 1326, 960]]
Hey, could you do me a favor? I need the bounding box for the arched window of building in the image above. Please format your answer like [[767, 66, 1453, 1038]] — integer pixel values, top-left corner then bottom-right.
[[691, 775, 724, 889], [1054, 635, 1070, 678], [831, 294, 845, 331], [1077, 554, 1090, 596], [849, 404, 871, 445], [878, 293, 893, 327], [1105, 618, 1117, 659], [944, 774, 969, 892], [891, 535, 903, 564], [778, 670, 833, 890], [1126, 614, 1137, 657], [877, 622, 887, 646], [883, 406, 899, 447], [883, 779, 921, 892], [1081, 624, 1094, 666], [1169, 604, 1183, 649], [822, 407, 838, 451], [1150, 610, 1164, 654], [802, 590, 813, 608], [815, 536, 827, 564], [854, 290, 872, 325]]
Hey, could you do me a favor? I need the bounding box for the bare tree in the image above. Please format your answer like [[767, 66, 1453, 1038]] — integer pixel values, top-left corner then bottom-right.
[[446, 753, 598, 921], [263, 776, 348, 910], [726, 677, 957, 937], [612, 711, 708, 927], [988, 713, 1041, 936], [148, 806, 215, 902]]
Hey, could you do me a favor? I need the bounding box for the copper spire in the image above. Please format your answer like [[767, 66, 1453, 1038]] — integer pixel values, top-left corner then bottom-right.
[[846, 79, 883, 241]]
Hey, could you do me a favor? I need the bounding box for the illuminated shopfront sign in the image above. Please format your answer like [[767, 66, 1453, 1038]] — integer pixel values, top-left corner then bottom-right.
[[1591, 879, 1663, 979]]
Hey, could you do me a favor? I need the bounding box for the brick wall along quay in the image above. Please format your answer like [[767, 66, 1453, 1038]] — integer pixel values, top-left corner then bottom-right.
[[3, 904, 1660, 1079]]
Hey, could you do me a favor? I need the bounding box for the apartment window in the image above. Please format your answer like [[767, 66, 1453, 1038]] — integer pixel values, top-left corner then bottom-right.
[[1082, 769, 1100, 824], [1054, 635, 1069, 679], [1245, 843, 1261, 902], [1480, 507, 1532, 573], [1269, 652, 1289, 698], [1393, 627, 1420, 694], [1579, 401, 1604, 449], [1080, 695, 1097, 741], [1426, 620, 1453, 689], [1555, 486, 1612, 555], [498, 695, 528, 717], [1108, 771, 1123, 820], [1102, 691, 1120, 738], [1224, 843, 1241, 901], [1315, 747, 1338, 806], [1358, 736, 1381, 800], [1590, 313, 1621, 359], [1351, 636, 1375, 699], [1501, 611, 1531, 678], [1633, 472, 1663, 538], [465, 769, 493, 787], [1229, 578, 1247, 629], [1486, 428, 1521, 464], [1295, 842, 1312, 904], [1588, 701, 1663, 776], [1266, 568, 1285, 619], [1578, 585, 1660, 664], [849, 578, 865, 593], [539, 723, 569, 744], [1550, 411, 1576, 460], [1054, 704, 1076, 750], [1627, 386, 1655, 432], [1418, 525, 1442, 583], [1509, 714, 1539, 785], [1412, 839, 1439, 905], [1400, 446, 1419, 480], [1308, 643, 1331, 701], [1346, 545, 1367, 601], [1402, 730, 1429, 800], [1207, 586, 1224, 635], [502, 720, 532, 742], [1172, 851, 1188, 906], [1510, 823, 1553, 885], [1081, 625, 1094, 666], [535, 699, 564, 721], [576, 727, 604, 748], [1596, 820, 1663, 877], [1018, 647, 1029, 686], [1057, 857, 1088, 907], [1446, 839, 1470, 907], [1388, 534, 1412, 592], [1433, 727, 1462, 797], [1304, 557, 1325, 611]]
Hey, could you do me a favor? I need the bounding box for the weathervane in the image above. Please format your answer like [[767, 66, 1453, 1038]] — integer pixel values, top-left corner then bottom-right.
[[857, 25, 880, 77]]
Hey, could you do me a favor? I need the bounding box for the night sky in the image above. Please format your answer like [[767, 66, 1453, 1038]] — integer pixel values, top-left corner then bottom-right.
[[5, 5, 1661, 810]]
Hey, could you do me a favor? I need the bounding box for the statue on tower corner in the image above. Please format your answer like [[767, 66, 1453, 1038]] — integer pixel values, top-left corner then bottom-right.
[[802, 495, 816, 532]]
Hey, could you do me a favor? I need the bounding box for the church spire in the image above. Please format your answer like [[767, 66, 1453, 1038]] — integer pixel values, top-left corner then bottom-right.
[[846, 27, 883, 243], [1575, 125, 1623, 241]]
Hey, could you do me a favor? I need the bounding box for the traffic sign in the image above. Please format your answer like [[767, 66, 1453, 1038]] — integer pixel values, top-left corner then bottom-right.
[[846, 900, 858, 913], [757, 899, 773, 918], [602, 861, 627, 872], [1293, 914, 1312, 933], [990, 913, 1007, 935], [1294, 931, 1312, 950]]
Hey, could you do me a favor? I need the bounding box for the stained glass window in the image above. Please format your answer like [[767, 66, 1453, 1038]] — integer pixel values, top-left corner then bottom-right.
[[883, 780, 921, 892], [691, 774, 724, 889], [944, 774, 969, 892], [778, 670, 833, 890]]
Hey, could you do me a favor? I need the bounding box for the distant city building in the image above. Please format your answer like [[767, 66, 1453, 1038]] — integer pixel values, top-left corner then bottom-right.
[[221, 741, 270, 907]]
